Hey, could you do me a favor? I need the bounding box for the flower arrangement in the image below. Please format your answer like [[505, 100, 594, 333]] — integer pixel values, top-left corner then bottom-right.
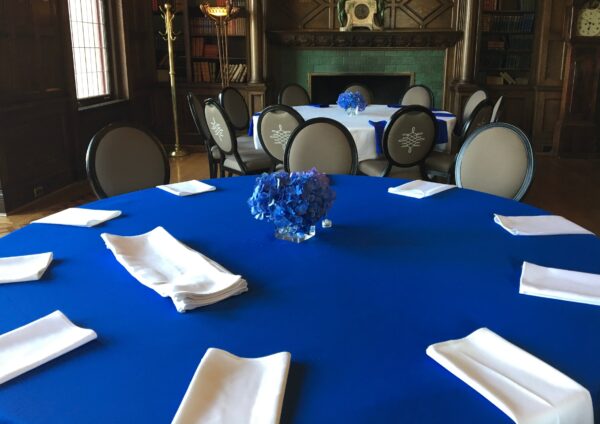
[[336, 91, 367, 115], [248, 169, 336, 242]]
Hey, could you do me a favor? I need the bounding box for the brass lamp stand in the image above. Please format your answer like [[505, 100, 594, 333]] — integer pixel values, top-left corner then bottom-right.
[[200, 1, 241, 88], [159, 2, 187, 157]]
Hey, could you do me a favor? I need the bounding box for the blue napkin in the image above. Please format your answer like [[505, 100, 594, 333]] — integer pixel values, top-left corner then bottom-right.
[[387, 104, 403, 108], [309, 104, 330, 108], [436, 119, 448, 145], [433, 111, 455, 118], [247, 112, 261, 136], [368, 120, 387, 155]]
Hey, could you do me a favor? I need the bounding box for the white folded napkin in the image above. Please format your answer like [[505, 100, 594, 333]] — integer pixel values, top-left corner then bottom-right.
[[0, 252, 53, 284], [157, 180, 216, 197], [427, 328, 593, 424], [101, 227, 247, 312], [0, 310, 97, 385], [520, 261, 600, 307], [32, 208, 122, 227], [388, 180, 455, 199], [172, 348, 291, 424], [493, 214, 594, 236]]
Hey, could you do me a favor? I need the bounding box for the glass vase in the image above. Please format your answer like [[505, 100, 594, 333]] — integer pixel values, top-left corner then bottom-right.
[[274, 225, 316, 243], [345, 106, 359, 116]]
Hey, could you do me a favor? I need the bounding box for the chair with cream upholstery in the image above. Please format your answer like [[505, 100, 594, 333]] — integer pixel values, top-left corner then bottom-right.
[[455, 123, 534, 201], [187, 92, 222, 178], [257, 104, 305, 169], [456, 89, 488, 136], [490, 96, 504, 123], [284, 118, 358, 175], [86, 123, 170, 198], [219, 86, 250, 132], [400, 85, 434, 109], [204, 98, 271, 176], [278, 84, 311, 106], [344, 83, 374, 105], [359, 105, 437, 179], [425, 99, 494, 183]]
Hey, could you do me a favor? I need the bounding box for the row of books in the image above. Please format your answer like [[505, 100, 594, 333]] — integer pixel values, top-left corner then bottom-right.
[[190, 17, 247, 36], [192, 62, 247, 83], [484, 72, 529, 85], [481, 14, 535, 32], [481, 51, 531, 69], [482, 0, 535, 11], [191, 38, 220, 58], [485, 34, 533, 50]]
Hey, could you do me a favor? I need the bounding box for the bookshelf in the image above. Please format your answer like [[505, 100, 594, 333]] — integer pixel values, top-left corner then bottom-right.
[[476, 0, 536, 86]]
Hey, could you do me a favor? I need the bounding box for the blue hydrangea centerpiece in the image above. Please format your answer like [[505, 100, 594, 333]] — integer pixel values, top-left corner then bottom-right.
[[336, 91, 367, 116]]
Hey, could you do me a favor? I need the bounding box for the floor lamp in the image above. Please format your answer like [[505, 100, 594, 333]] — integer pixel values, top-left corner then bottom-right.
[[159, 2, 186, 157], [200, 1, 241, 88]]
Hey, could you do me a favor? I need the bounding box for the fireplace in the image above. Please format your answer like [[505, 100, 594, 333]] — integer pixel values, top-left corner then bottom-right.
[[309, 73, 413, 104]]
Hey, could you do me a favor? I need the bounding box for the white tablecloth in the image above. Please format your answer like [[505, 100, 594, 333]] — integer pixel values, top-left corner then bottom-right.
[[252, 105, 456, 161]]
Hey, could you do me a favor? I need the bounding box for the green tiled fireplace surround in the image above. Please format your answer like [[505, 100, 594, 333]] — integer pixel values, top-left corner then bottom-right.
[[271, 48, 446, 108]]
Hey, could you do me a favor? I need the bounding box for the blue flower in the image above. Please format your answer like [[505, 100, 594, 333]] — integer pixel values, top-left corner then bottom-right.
[[248, 168, 336, 235], [336, 91, 367, 112]]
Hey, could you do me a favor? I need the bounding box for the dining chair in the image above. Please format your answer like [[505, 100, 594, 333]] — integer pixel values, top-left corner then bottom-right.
[[344, 83, 374, 104], [203, 98, 271, 176], [257, 104, 305, 169], [456, 89, 488, 136], [490, 96, 504, 123], [278, 83, 310, 106], [455, 123, 535, 201], [86, 123, 170, 198], [284, 117, 358, 175], [187, 92, 222, 178], [219, 86, 249, 132], [425, 99, 494, 183], [359, 105, 437, 179], [399, 84, 434, 109]]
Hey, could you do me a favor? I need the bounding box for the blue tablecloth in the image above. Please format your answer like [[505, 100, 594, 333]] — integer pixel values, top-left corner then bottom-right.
[[1, 176, 599, 423]]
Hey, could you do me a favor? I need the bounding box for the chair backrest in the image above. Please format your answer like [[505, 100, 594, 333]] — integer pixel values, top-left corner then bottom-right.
[[491, 96, 504, 123], [455, 123, 535, 201], [284, 118, 358, 175], [257, 104, 305, 163], [461, 100, 494, 142], [218, 86, 249, 131], [462, 89, 488, 123], [344, 84, 373, 104], [278, 83, 310, 106], [400, 85, 434, 109], [203, 98, 238, 155], [86, 123, 170, 198], [383, 105, 437, 167], [187, 92, 212, 142]]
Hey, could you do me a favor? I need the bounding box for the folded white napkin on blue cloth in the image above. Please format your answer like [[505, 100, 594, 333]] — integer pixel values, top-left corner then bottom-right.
[[32, 208, 121, 227], [388, 180, 455, 199], [0, 252, 53, 284], [427, 328, 593, 424], [172, 348, 291, 424], [157, 180, 216, 196], [493, 214, 594, 236], [520, 261, 600, 307], [0, 310, 97, 385], [101, 227, 247, 312]]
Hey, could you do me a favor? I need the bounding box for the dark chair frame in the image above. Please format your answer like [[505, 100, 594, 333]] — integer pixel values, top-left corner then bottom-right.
[[399, 84, 435, 109], [187, 92, 221, 178], [456, 88, 489, 136], [203, 98, 270, 176], [86, 122, 170, 199], [490, 96, 504, 123], [458, 99, 495, 146], [284, 117, 359, 175], [257, 104, 305, 167], [343, 83, 374, 104], [382, 105, 438, 177], [278, 83, 310, 106], [218, 86, 249, 131], [455, 123, 535, 201]]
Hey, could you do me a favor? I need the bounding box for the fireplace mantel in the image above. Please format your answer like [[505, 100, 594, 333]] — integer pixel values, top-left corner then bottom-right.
[[267, 30, 462, 49]]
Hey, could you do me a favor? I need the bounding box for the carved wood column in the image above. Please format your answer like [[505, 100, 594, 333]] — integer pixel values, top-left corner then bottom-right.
[[460, 0, 477, 82], [248, 0, 263, 84]]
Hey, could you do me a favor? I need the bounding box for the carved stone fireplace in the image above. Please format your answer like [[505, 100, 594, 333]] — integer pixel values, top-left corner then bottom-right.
[[310, 72, 413, 104]]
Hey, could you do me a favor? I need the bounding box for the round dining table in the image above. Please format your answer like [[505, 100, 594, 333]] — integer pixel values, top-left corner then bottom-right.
[[0, 175, 599, 423]]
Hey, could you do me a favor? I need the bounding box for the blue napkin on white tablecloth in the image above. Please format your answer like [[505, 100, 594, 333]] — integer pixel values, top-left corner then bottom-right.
[[309, 104, 329, 108], [247, 112, 261, 136], [368, 120, 387, 155]]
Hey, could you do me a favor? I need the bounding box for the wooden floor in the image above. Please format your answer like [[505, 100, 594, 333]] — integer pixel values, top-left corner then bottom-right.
[[0, 153, 599, 237]]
